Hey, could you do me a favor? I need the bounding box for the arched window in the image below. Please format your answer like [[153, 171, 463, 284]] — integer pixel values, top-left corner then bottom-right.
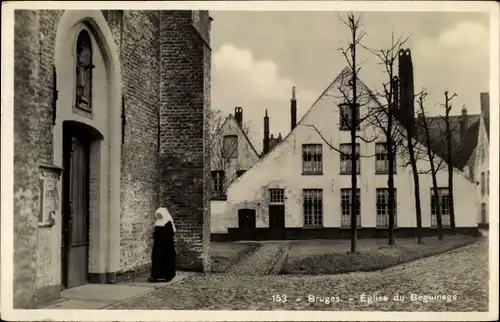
[[75, 30, 94, 112]]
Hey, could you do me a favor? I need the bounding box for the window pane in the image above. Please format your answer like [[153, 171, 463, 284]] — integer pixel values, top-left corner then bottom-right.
[[340, 188, 361, 227], [340, 144, 360, 174], [270, 189, 285, 203], [303, 189, 323, 227], [223, 136, 238, 159], [303, 144, 323, 174]]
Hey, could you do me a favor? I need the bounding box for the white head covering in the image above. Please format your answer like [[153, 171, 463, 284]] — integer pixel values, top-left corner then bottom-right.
[[154, 207, 177, 232]]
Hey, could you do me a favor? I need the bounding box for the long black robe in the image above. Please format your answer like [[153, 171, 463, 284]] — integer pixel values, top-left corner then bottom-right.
[[150, 221, 176, 281]]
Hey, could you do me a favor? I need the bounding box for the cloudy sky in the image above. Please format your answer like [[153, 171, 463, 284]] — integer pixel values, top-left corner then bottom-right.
[[210, 10, 490, 152]]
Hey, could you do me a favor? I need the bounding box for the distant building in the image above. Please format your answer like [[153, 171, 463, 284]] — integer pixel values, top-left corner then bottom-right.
[[472, 92, 490, 228], [211, 107, 260, 199], [261, 86, 297, 156], [211, 49, 482, 241]]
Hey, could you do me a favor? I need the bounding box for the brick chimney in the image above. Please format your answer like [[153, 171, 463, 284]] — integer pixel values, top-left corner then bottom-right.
[[263, 109, 270, 155], [291, 86, 297, 131], [234, 106, 243, 126], [398, 48, 415, 124], [480, 92, 490, 119], [460, 105, 468, 142]]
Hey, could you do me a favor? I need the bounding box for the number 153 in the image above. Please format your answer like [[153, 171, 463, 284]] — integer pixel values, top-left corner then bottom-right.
[[272, 294, 288, 303]]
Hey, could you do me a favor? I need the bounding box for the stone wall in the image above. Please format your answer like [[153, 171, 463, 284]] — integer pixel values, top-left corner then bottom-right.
[[13, 10, 65, 308]]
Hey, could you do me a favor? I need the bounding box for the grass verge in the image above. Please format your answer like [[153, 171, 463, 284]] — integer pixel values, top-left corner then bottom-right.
[[281, 235, 479, 275]]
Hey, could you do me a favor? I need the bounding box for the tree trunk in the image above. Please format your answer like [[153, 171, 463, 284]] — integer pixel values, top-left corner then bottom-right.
[[350, 127, 357, 253], [406, 127, 423, 243], [448, 170, 456, 233], [426, 142, 444, 240], [350, 50, 358, 253], [431, 169, 444, 240], [446, 118, 456, 233], [387, 107, 395, 246], [422, 112, 443, 241]]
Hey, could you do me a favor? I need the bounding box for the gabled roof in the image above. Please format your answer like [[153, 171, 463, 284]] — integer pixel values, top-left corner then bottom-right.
[[414, 114, 481, 170], [232, 66, 481, 182], [217, 113, 260, 158], [233, 66, 371, 175]]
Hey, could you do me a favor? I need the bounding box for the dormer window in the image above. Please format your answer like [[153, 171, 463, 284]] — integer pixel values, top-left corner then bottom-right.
[[222, 135, 238, 159], [339, 103, 360, 131]]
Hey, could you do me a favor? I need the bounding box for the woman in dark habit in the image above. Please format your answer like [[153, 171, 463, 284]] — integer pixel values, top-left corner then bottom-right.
[[148, 207, 177, 283]]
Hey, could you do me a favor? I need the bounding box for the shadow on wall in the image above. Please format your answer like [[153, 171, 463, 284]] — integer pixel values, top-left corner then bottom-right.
[[158, 151, 210, 271]]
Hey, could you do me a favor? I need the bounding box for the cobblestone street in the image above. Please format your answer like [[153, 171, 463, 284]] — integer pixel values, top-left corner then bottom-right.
[[107, 239, 488, 311], [226, 243, 288, 275]]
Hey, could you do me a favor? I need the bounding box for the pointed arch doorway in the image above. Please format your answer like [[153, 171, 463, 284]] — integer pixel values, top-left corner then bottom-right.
[[54, 10, 122, 290]]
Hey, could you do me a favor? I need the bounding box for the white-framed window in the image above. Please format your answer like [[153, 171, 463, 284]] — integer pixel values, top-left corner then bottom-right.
[[269, 188, 285, 205], [339, 103, 361, 130], [430, 188, 451, 227], [376, 188, 397, 228], [211, 170, 225, 196], [340, 188, 361, 227], [340, 143, 360, 175], [302, 144, 323, 174], [375, 143, 396, 174], [222, 135, 238, 159], [481, 172, 485, 196], [303, 189, 323, 227]]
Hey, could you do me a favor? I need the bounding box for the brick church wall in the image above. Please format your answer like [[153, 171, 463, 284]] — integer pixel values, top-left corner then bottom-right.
[[158, 10, 211, 271], [102, 10, 162, 274]]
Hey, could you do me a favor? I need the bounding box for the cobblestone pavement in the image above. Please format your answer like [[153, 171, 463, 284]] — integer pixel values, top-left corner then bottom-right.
[[108, 239, 488, 311], [225, 243, 288, 275]]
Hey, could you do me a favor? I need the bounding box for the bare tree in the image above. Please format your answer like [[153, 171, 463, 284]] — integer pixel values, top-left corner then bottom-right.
[[440, 91, 458, 234], [209, 108, 253, 196], [299, 13, 377, 253], [401, 91, 425, 244], [416, 92, 445, 240], [367, 33, 410, 245], [335, 13, 378, 253]]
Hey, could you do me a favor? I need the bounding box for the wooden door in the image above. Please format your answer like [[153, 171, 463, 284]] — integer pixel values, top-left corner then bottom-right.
[[62, 129, 91, 289], [269, 205, 285, 240], [238, 209, 256, 241]]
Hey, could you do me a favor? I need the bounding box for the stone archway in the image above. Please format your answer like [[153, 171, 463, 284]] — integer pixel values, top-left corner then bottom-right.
[[53, 10, 122, 287]]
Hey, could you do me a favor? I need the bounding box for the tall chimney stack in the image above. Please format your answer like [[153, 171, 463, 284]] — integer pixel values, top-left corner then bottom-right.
[[234, 107, 243, 126], [263, 109, 270, 155], [480, 92, 490, 118], [291, 86, 297, 131], [460, 105, 468, 142], [398, 48, 415, 125]]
